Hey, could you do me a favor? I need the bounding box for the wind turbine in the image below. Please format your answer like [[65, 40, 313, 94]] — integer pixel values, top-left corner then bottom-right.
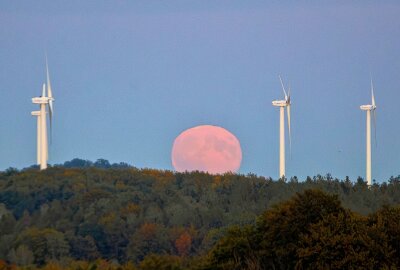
[[272, 76, 291, 179], [360, 79, 376, 185], [31, 60, 55, 170]]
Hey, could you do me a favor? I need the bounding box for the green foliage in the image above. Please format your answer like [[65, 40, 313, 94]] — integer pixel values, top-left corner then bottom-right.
[[205, 225, 258, 270], [368, 205, 400, 266], [296, 210, 389, 269], [204, 189, 400, 270], [256, 190, 344, 268], [138, 254, 182, 270], [14, 227, 69, 265]]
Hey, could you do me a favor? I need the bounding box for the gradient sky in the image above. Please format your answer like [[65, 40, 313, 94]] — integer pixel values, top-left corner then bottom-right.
[[1, 1, 400, 181]]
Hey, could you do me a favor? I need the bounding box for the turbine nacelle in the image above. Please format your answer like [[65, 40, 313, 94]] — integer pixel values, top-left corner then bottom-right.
[[32, 96, 51, 104], [272, 100, 288, 107], [360, 104, 376, 111]]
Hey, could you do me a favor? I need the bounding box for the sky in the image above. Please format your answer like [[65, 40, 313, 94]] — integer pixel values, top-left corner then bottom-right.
[[1, 1, 400, 182]]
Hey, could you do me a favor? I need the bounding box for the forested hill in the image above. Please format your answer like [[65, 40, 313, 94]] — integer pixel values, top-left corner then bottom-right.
[[1, 161, 400, 266]]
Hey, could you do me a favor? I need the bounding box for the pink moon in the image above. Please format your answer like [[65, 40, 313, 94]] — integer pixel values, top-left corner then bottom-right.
[[171, 125, 242, 174]]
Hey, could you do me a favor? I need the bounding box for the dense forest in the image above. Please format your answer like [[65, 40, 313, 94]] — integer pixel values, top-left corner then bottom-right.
[[1, 159, 400, 269]]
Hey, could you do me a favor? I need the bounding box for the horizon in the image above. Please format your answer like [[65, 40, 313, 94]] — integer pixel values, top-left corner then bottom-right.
[[4, 157, 400, 184]]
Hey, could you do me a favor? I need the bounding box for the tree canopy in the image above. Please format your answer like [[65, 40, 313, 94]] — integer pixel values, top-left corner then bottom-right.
[[1, 160, 400, 268]]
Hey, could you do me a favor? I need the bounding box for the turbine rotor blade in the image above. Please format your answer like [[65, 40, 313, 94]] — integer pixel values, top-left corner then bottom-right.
[[46, 56, 54, 143], [42, 83, 46, 97], [46, 57, 54, 119], [279, 75, 287, 100], [371, 79, 375, 107], [370, 78, 377, 147], [46, 57, 53, 100]]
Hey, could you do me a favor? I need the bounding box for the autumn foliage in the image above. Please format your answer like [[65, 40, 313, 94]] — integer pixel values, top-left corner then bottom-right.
[[175, 232, 192, 256], [2, 163, 400, 268]]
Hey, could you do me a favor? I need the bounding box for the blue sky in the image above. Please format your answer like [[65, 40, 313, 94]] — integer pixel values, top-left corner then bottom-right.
[[1, 1, 400, 181]]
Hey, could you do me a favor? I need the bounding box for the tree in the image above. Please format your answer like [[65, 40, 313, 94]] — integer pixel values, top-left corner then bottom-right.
[[205, 225, 258, 270], [70, 235, 100, 260], [256, 189, 344, 269], [94, 159, 111, 169], [296, 211, 388, 269], [7, 245, 34, 266], [127, 223, 169, 262], [16, 228, 69, 265], [368, 205, 400, 265], [175, 232, 192, 257], [138, 254, 182, 270], [63, 158, 93, 168]]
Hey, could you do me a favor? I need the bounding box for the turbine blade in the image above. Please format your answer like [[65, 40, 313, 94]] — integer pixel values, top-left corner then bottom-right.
[[279, 75, 287, 100], [46, 57, 53, 99], [48, 100, 53, 120], [287, 104, 292, 158], [371, 79, 375, 107], [42, 83, 46, 97], [46, 56, 54, 143], [46, 58, 53, 123]]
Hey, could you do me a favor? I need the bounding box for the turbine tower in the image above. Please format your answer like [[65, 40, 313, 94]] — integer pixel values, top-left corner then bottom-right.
[[360, 79, 376, 185], [31, 111, 42, 164], [272, 76, 291, 179], [31, 60, 54, 170]]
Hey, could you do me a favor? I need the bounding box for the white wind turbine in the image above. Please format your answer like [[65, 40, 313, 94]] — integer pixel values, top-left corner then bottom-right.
[[272, 76, 291, 179], [31, 60, 55, 170], [360, 79, 377, 185]]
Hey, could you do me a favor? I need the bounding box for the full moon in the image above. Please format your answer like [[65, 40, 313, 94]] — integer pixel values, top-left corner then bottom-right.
[[171, 125, 242, 174]]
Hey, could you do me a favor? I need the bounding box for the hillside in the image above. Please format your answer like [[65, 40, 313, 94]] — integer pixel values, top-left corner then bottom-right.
[[1, 161, 400, 267]]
